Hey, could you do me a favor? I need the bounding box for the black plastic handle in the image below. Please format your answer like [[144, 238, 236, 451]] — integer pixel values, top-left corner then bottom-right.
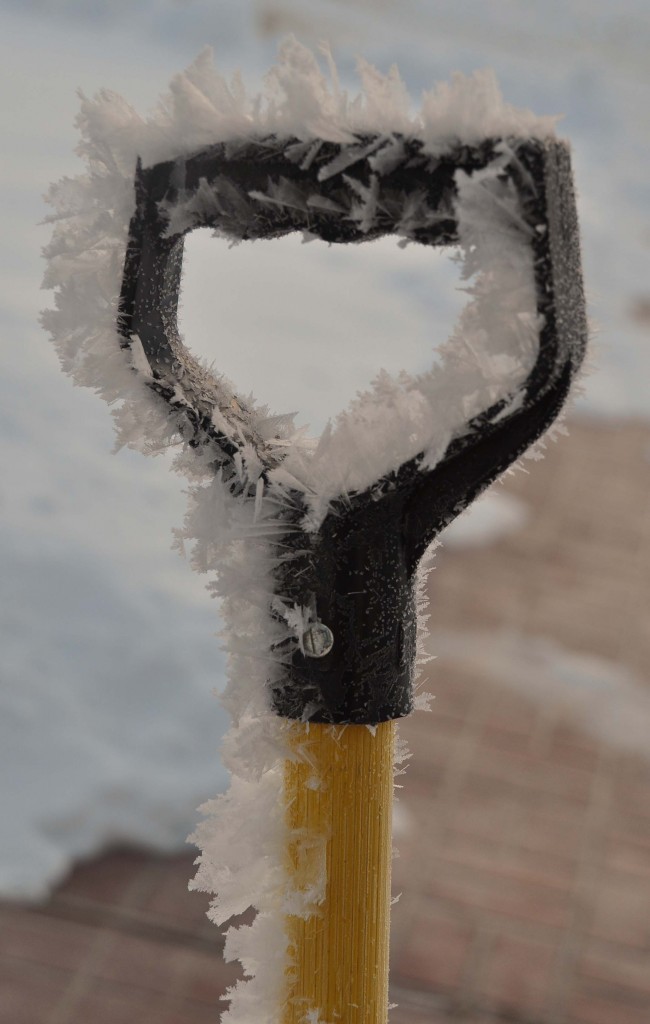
[[118, 134, 587, 724]]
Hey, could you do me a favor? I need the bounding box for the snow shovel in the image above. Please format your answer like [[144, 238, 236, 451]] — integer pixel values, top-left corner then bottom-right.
[[44, 49, 587, 1024]]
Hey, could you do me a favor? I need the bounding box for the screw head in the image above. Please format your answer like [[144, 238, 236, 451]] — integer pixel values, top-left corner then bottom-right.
[[302, 623, 334, 659]]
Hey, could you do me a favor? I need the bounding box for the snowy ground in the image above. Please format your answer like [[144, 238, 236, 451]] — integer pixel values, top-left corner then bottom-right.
[[427, 629, 650, 759], [1, 1, 649, 897]]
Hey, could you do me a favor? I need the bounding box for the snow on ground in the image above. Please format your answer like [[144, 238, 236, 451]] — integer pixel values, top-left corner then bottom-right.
[[1, 2, 649, 897], [439, 493, 529, 550], [1, 538, 229, 899], [426, 629, 650, 759]]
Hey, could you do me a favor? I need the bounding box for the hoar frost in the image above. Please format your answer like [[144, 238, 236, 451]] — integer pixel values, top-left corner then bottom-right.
[[42, 38, 556, 1024]]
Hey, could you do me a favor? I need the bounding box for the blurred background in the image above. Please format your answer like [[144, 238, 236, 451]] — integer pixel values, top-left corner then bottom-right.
[[1, 2, 649, 1022]]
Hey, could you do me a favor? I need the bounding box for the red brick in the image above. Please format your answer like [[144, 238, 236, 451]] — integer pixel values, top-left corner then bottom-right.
[[514, 845, 578, 886], [569, 992, 650, 1024], [480, 748, 595, 803], [400, 765, 447, 800], [136, 854, 212, 929], [0, 958, 73, 1024], [180, 946, 242, 1004], [64, 979, 172, 1024], [398, 722, 456, 798], [55, 848, 150, 907], [482, 692, 538, 740], [613, 812, 650, 851], [419, 668, 477, 723], [447, 776, 519, 842], [548, 723, 600, 755], [477, 932, 556, 1016], [405, 709, 463, 752], [514, 801, 585, 862], [163, 1003, 231, 1024], [438, 829, 573, 893], [388, 999, 496, 1024], [479, 724, 535, 756], [604, 839, 650, 880], [86, 935, 239, 1005], [578, 943, 650, 998], [0, 906, 95, 974], [614, 767, 650, 822], [89, 932, 190, 994], [392, 904, 474, 991], [438, 830, 502, 868], [387, 1002, 454, 1024], [425, 863, 571, 930], [589, 878, 650, 948], [70, 984, 226, 1024], [544, 725, 600, 773]]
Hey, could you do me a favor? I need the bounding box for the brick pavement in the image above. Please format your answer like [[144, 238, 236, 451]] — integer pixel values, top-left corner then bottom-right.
[[390, 417, 650, 1023], [1, 417, 649, 1023]]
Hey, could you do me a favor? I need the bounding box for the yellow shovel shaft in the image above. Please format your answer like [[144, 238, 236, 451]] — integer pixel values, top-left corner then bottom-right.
[[283, 720, 395, 1024]]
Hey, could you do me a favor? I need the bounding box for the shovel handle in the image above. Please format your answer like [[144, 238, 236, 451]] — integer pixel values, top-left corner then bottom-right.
[[283, 721, 395, 1023]]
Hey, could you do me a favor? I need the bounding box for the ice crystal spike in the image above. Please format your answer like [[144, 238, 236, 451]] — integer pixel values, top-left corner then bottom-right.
[[118, 133, 586, 724]]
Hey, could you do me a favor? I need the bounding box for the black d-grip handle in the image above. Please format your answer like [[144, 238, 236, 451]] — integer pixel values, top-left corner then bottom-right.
[[118, 134, 587, 724]]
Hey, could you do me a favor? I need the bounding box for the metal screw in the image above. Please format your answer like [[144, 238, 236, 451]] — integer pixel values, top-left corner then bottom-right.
[[302, 623, 334, 658]]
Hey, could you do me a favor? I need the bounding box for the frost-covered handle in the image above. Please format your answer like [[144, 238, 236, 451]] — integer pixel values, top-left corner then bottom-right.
[[118, 133, 587, 724], [43, 54, 590, 1024]]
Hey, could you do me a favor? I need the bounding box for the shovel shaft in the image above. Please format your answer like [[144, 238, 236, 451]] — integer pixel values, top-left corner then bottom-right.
[[283, 721, 395, 1023]]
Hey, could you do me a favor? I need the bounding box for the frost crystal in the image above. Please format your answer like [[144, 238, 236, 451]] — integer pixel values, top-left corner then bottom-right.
[[42, 40, 557, 1023]]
